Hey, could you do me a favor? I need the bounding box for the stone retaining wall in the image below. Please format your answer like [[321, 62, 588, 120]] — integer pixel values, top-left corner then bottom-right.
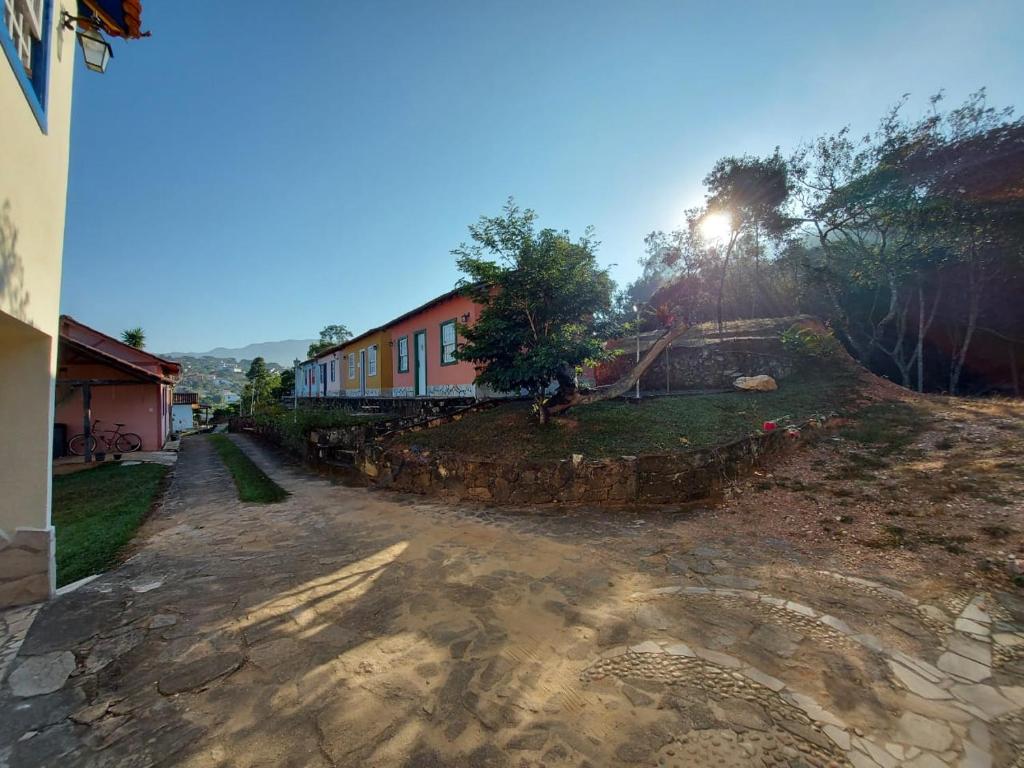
[[359, 417, 834, 506]]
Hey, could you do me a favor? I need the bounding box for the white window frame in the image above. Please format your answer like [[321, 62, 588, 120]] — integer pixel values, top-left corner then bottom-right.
[[441, 320, 457, 365], [368, 345, 377, 377], [330, 359, 335, 382], [397, 336, 409, 373], [348, 353, 355, 379]]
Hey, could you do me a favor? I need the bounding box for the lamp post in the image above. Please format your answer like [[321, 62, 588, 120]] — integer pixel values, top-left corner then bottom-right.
[[633, 304, 641, 400]]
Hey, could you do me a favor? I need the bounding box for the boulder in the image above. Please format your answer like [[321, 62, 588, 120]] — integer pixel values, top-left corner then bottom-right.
[[733, 375, 778, 392]]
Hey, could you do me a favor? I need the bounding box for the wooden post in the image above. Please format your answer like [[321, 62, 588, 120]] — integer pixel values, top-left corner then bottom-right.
[[82, 382, 93, 464]]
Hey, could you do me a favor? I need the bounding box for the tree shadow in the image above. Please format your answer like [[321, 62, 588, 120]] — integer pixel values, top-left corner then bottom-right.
[[0, 199, 31, 322]]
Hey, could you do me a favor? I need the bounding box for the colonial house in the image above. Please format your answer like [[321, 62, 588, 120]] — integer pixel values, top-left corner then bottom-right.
[[297, 289, 502, 403], [337, 328, 392, 398], [385, 289, 484, 398], [55, 316, 181, 452]]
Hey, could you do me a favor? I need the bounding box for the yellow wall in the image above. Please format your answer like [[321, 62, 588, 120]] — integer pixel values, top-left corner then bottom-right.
[[0, 6, 77, 606], [340, 330, 393, 395]]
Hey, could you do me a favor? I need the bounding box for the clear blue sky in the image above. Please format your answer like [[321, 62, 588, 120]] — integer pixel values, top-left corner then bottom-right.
[[59, 0, 1024, 353]]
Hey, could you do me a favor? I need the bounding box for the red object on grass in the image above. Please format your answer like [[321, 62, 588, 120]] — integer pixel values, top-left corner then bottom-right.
[[763, 421, 777, 431]]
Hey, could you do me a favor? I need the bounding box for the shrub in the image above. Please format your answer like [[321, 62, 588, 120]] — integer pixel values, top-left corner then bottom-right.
[[780, 326, 841, 359]]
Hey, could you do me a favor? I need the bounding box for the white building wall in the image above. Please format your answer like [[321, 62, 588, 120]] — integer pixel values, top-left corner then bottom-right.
[[0, 1, 77, 607]]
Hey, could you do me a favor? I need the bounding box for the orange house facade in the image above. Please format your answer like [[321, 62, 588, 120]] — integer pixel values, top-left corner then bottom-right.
[[387, 290, 484, 398], [55, 317, 181, 453]]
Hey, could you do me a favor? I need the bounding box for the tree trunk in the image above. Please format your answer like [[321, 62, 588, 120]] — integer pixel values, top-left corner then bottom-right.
[[716, 233, 738, 332], [949, 260, 984, 396], [916, 284, 925, 393], [546, 322, 692, 416]]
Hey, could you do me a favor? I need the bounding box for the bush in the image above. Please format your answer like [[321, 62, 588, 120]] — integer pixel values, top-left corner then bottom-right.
[[780, 326, 841, 359], [250, 406, 383, 455]]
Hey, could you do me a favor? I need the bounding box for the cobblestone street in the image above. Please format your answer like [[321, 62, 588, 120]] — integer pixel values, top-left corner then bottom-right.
[[2, 433, 1023, 767]]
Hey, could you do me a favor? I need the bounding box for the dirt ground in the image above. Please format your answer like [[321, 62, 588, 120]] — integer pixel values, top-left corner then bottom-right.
[[2, 410, 1023, 767]]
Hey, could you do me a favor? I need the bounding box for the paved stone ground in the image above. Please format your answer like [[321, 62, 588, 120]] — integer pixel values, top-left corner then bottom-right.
[[2, 434, 1023, 767]]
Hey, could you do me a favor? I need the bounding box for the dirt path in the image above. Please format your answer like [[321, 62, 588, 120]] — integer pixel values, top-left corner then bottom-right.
[[2, 431, 1023, 767]]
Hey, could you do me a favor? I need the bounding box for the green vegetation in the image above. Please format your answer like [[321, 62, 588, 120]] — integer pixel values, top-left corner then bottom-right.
[[395, 368, 856, 460], [455, 200, 616, 424], [209, 434, 288, 503], [53, 462, 168, 587], [251, 407, 388, 454]]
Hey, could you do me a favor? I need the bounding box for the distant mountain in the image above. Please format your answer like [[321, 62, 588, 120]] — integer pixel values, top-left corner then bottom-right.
[[164, 340, 315, 367]]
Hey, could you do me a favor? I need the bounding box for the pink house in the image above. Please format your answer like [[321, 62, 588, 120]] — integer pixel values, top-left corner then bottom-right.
[[55, 316, 181, 453], [386, 289, 487, 398]]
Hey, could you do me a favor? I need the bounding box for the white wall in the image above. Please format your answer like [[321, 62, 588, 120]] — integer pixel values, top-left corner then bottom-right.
[[0, 2, 77, 607]]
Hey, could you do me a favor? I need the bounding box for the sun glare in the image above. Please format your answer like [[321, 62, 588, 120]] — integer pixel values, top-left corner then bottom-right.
[[700, 211, 733, 242]]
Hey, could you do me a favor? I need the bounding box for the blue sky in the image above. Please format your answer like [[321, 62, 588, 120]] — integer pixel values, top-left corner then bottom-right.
[[59, 0, 1024, 353]]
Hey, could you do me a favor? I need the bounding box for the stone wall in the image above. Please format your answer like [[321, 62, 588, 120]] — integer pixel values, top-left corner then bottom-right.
[[599, 316, 807, 392], [295, 396, 478, 420], [360, 417, 834, 506]]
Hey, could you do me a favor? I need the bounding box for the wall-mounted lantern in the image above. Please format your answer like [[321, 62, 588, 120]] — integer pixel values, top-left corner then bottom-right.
[[60, 12, 112, 73], [76, 25, 113, 73]]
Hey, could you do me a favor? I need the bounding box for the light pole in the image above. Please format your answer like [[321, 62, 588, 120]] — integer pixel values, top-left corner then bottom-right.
[[633, 304, 641, 400]]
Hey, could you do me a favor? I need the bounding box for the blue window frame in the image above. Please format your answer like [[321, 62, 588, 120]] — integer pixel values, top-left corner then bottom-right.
[[1, 0, 52, 132]]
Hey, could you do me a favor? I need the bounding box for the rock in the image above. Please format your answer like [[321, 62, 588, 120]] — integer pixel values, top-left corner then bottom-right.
[[8, 652, 76, 698], [621, 684, 654, 708], [887, 660, 951, 700], [157, 651, 243, 695], [733, 375, 778, 392], [506, 731, 548, 750], [937, 651, 990, 683], [896, 712, 953, 752]]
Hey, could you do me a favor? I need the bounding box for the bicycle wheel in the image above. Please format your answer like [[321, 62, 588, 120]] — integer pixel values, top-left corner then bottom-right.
[[115, 433, 143, 453], [68, 434, 97, 456]]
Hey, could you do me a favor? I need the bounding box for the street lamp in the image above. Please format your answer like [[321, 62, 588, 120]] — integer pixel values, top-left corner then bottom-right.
[[633, 304, 641, 400], [61, 12, 113, 73]]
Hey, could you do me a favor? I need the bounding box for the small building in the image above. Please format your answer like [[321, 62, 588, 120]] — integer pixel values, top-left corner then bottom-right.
[[296, 358, 318, 398], [172, 392, 199, 432], [386, 289, 485, 398], [337, 329, 392, 397], [55, 317, 181, 452]]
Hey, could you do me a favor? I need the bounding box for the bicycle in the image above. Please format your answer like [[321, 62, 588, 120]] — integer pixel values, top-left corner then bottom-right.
[[68, 420, 143, 455]]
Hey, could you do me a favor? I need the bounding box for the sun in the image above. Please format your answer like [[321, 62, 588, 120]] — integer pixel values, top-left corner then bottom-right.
[[699, 211, 733, 243]]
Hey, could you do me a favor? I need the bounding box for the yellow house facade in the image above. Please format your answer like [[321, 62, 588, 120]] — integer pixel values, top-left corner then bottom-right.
[[1, 0, 78, 606], [338, 328, 393, 398]]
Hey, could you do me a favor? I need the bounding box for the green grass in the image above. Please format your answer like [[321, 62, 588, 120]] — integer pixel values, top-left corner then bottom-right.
[[53, 462, 169, 587], [394, 368, 858, 460], [209, 434, 288, 503]]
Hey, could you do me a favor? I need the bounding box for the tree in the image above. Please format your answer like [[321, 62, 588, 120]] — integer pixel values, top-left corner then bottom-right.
[[121, 327, 145, 349], [454, 200, 615, 424], [308, 324, 351, 358], [274, 367, 295, 400], [243, 357, 276, 414], [699, 151, 792, 330]]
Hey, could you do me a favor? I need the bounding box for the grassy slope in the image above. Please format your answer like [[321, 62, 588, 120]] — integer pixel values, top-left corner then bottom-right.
[[395, 366, 859, 461], [53, 463, 169, 587], [209, 434, 289, 503]]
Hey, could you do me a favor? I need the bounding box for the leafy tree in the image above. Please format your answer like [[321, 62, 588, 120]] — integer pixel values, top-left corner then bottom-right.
[[454, 200, 615, 424], [308, 324, 352, 358], [243, 357, 277, 414], [121, 327, 146, 349], [700, 151, 792, 329], [274, 367, 296, 399]]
